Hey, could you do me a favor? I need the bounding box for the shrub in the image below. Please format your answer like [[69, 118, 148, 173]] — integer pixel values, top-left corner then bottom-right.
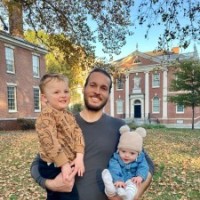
[[17, 118, 36, 130], [69, 103, 83, 114], [127, 122, 166, 130], [127, 123, 138, 130]]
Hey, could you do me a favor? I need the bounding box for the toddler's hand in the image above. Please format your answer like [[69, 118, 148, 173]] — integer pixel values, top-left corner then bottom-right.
[[72, 153, 85, 176], [61, 163, 72, 182]]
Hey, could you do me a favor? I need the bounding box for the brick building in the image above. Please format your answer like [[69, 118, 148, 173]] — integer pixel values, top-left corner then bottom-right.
[[104, 47, 200, 128], [0, 30, 47, 130]]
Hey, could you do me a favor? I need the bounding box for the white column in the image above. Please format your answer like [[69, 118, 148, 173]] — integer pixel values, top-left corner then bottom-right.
[[162, 70, 168, 119], [125, 75, 129, 118], [110, 81, 114, 116], [145, 72, 149, 118]]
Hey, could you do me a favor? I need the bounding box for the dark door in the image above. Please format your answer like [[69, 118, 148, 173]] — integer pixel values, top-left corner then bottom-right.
[[134, 105, 141, 118]]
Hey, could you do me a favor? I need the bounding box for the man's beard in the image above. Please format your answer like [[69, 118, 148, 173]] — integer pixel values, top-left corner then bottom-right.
[[84, 96, 108, 111]]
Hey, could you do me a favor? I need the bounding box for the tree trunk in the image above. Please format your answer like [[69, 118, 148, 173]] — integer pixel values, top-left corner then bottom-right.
[[7, 1, 23, 38], [192, 105, 195, 130]]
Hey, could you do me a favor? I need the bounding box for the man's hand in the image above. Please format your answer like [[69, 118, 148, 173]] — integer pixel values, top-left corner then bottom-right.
[[108, 195, 123, 200], [45, 171, 75, 192]]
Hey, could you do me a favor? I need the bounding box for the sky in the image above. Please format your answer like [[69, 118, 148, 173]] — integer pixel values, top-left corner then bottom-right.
[[95, 24, 200, 61]]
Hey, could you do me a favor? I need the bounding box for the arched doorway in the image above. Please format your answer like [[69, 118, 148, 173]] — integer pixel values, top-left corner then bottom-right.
[[134, 100, 141, 118]]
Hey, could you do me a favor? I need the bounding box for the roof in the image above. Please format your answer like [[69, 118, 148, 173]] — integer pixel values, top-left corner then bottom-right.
[[0, 30, 48, 54], [113, 48, 195, 70]]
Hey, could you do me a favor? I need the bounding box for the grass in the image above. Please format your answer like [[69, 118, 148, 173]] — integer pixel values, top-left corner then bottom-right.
[[0, 129, 199, 200]]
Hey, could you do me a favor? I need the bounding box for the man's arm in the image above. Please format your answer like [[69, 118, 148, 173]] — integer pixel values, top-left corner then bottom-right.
[[108, 196, 122, 200], [133, 149, 154, 200], [143, 149, 155, 175], [30, 154, 46, 188], [133, 172, 152, 200], [30, 154, 75, 192]]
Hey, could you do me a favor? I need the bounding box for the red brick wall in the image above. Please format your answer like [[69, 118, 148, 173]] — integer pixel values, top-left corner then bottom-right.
[[0, 39, 46, 130], [0, 120, 21, 131], [105, 65, 200, 126], [148, 70, 163, 119]]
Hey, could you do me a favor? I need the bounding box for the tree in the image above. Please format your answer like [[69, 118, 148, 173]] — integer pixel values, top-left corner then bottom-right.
[[24, 30, 86, 83], [1, 0, 199, 58], [168, 60, 200, 129], [134, 0, 200, 50], [24, 30, 94, 104]]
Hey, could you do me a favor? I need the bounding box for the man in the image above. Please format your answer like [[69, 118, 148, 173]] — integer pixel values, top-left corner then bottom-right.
[[31, 68, 154, 200]]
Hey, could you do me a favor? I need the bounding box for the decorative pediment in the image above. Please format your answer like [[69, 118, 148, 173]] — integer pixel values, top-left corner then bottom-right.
[[116, 51, 160, 69]]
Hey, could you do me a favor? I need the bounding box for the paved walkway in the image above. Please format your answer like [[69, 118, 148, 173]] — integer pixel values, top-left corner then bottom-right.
[[165, 122, 200, 129]]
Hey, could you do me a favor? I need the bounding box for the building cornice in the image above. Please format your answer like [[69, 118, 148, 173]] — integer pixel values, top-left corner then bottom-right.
[[0, 30, 48, 55]]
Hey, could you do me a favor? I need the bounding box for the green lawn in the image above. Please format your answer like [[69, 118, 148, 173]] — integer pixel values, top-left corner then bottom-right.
[[0, 129, 199, 200]]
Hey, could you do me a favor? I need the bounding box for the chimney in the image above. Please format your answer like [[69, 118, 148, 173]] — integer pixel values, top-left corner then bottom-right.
[[171, 47, 179, 54], [8, 1, 24, 38]]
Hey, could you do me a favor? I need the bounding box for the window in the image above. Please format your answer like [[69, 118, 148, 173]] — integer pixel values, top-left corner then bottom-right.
[[133, 56, 141, 64], [175, 74, 180, 86], [7, 85, 17, 112], [134, 76, 141, 89], [152, 96, 160, 113], [32, 55, 40, 77], [116, 99, 123, 114], [116, 79, 124, 90], [152, 73, 160, 87], [5, 47, 15, 73], [33, 87, 40, 111], [176, 104, 184, 113]]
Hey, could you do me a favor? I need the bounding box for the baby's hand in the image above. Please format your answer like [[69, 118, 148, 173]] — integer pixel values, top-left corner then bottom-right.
[[131, 176, 143, 187], [114, 181, 126, 188]]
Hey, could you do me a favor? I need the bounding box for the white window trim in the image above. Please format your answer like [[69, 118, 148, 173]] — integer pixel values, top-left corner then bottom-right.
[[5, 45, 15, 74], [33, 86, 41, 112], [116, 99, 124, 114], [152, 96, 160, 113], [116, 79, 124, 90], [32, 54, 40, 78], [176, 104, 184, 113], [7, 83, 17, 112], [176, 119, 184, 124], [32, 52, 40, 57], [152, 73, 160, 88], [7, 83, 17, 86]]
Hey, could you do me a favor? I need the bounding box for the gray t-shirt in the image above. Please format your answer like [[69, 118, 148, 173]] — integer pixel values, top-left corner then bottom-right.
[[75, 113, 125, 200]]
